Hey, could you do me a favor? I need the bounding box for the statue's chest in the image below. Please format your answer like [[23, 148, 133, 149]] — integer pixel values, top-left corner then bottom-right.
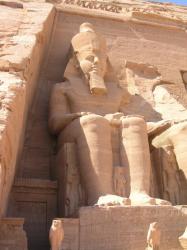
[[66, 85, 121, 108]]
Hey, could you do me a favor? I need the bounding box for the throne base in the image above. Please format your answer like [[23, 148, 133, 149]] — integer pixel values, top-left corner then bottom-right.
[[61, 205, 187, 250]]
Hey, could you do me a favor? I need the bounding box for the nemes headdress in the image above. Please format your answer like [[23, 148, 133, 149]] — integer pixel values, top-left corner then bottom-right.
[[71, 23, 106, 54]]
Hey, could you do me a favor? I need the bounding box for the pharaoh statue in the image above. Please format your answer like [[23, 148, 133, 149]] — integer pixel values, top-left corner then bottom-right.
[[49, 219, 64, 250], [146, 222, 161, 250], [49, 22, 170, 210]]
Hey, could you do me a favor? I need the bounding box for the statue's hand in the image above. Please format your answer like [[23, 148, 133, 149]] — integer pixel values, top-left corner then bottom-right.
[[147, 119, 172, 137], [81, 112, 93, 116], [105, 112, 124, 126], [72, 112, 91, 119], [77, 112, 93, 117]]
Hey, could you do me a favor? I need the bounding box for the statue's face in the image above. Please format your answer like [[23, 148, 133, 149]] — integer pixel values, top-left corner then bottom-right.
[[72, 23, 108, 95], [53, 220, 59, 227], [76, 43, 107, 79], [151, 222, 159, 229], [53, 220, 62, 228]]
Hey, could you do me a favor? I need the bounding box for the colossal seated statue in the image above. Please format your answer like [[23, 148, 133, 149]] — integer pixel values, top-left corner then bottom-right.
[[49, 22, 170, 210]]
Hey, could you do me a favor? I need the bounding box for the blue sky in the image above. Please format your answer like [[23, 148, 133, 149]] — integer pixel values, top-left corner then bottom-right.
[[150, 0, 187, 6]]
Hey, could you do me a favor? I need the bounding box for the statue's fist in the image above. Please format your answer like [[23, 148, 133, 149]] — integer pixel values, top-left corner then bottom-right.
[[105, 112, 124, 126], [79, 112, 92, 116]]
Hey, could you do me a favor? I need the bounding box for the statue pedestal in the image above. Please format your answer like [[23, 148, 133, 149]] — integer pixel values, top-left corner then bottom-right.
[[0, 218, 28, 250], [62, 206, 187, 250]]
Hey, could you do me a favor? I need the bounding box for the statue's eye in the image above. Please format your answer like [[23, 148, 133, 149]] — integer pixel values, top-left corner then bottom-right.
[[86, 55, 94, 62]]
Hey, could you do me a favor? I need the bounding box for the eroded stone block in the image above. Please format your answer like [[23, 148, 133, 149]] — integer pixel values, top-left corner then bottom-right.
[[0, 218, 28, 250]]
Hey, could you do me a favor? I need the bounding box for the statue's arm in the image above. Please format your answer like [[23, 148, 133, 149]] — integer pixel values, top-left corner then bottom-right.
[[48, 83, 81, 135], [118, 88, 131, 113], [147, 120, 171, 137]]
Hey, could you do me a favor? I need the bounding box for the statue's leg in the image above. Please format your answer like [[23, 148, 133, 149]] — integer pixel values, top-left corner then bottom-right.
[[59, 114, 114, 205], [78, 114, 115, 205], [121, 116, 170, 205]]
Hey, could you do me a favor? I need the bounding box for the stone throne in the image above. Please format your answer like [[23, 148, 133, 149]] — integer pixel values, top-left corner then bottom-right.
[[56, 142, 127, 217]]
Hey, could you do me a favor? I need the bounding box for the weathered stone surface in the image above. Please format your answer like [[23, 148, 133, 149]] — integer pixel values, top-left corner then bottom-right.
[[0, 1, 23, 8], [61, 218, 79, 250]]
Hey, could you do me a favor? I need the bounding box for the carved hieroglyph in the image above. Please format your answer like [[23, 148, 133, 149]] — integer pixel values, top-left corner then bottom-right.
[[49, 219, 64, 250], [49, 22, 171, 212]]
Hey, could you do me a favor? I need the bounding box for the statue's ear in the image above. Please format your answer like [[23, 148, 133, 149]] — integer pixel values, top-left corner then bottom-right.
[[68, 45, 74, 59], [63, 57, 80, 78]]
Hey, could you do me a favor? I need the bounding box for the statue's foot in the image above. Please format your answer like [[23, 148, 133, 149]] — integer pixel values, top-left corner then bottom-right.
[[130, 193, 171, 206], [154, 198, 171, 206], [95, 194, 131, 207]]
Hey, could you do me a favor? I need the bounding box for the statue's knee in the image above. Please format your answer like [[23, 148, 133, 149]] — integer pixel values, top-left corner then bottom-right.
[[121, 115, 146, 127], [80, 114, 109, 128]]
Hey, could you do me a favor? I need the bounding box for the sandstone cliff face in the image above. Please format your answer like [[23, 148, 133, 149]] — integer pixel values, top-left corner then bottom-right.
[[0, 1, 54, 217], [0, 0, 187, 215]]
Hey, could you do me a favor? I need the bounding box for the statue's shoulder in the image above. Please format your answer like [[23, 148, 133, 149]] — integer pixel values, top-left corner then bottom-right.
[[52, 80, 72, 93], [119, 86, 131, 105]]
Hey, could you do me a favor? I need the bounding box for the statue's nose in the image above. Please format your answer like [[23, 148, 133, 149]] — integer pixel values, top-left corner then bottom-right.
[[94, 56, 99, 64]]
